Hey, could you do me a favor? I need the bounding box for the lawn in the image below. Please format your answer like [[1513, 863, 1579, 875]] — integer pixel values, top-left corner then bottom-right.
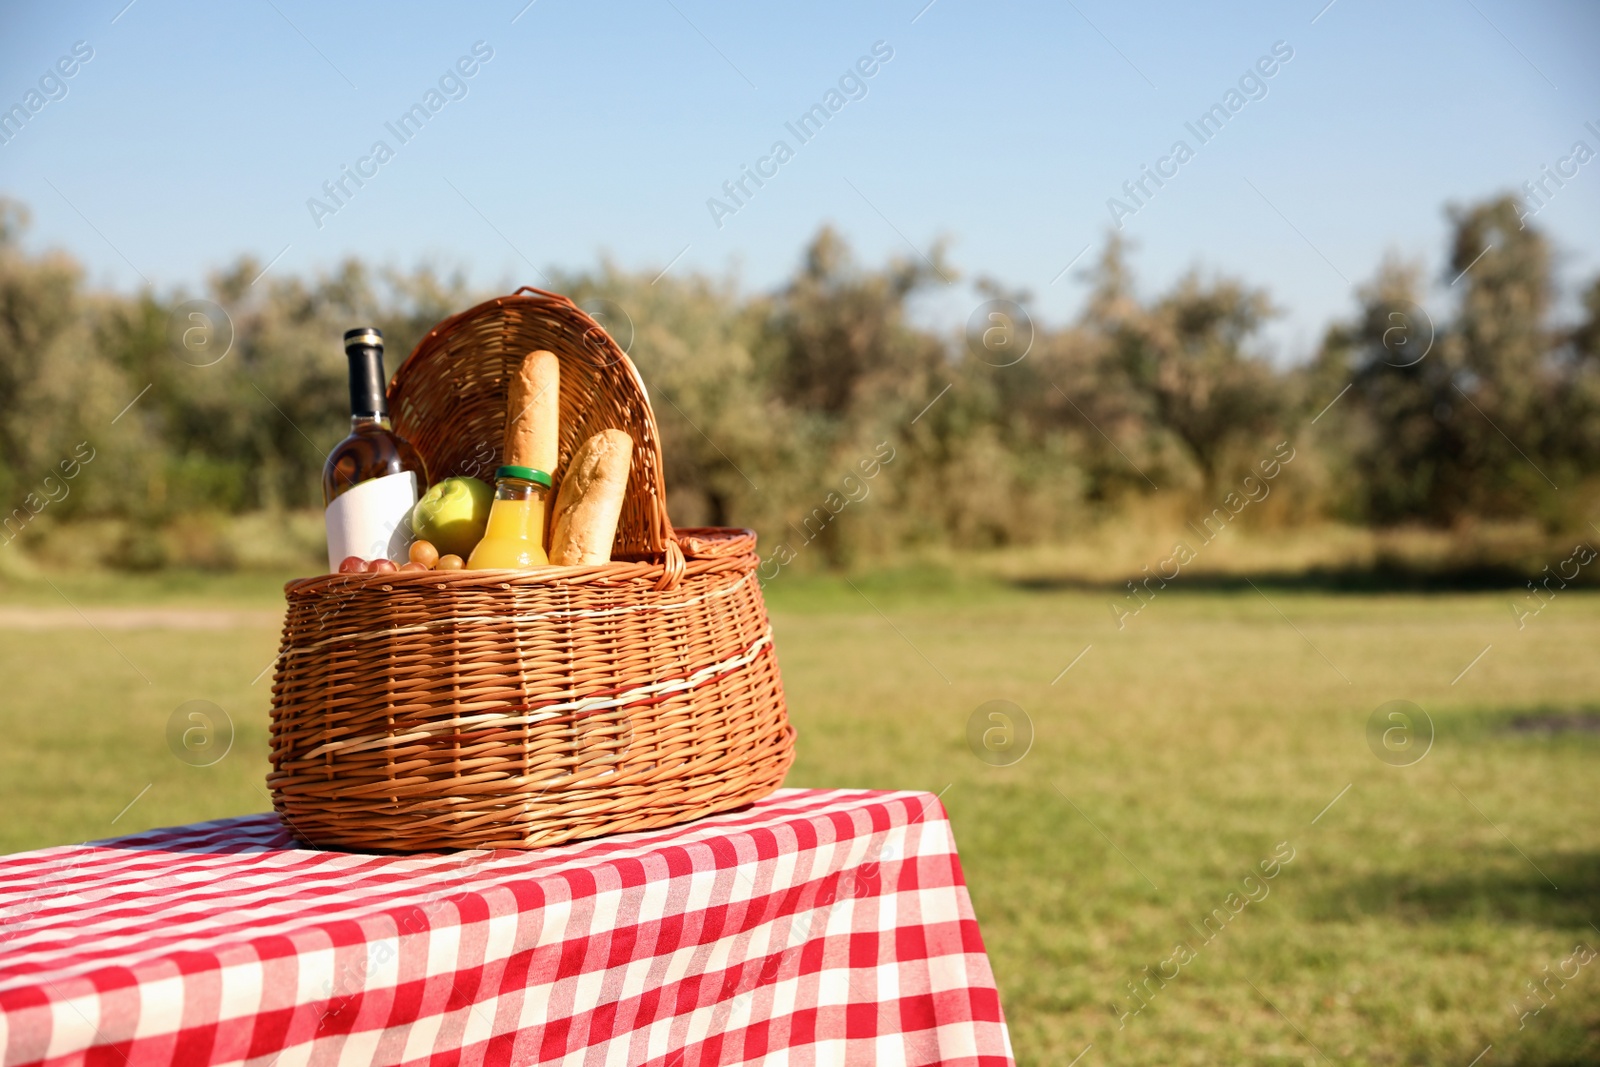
[[1, 565, 1597, 1065]]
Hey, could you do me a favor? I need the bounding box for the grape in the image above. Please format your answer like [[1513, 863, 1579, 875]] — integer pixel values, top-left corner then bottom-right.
[[409, 539, 440, 568], [338, 556, 366, 574], [399, 561, 429, 573], [367, 558, 398, 573], [435, 554, 465, 570]]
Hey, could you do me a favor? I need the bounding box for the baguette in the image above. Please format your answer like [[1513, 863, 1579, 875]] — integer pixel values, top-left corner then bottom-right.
[[550, 429, 634, 565], [503, 350, 560, 474]]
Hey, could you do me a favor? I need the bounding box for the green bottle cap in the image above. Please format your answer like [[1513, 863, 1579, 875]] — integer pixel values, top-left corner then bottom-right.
[[496, 465, 552, 487]]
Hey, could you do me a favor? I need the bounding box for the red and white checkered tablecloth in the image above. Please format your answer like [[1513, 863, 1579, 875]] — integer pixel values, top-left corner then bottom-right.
[[0, 788, 1013, 1067]]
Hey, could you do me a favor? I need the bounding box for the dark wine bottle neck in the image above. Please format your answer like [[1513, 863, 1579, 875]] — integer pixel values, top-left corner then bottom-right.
[[346, 343, 388, 419]]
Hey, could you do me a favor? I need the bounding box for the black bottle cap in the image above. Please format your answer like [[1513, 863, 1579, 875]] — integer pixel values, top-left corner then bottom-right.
[[344, 328, 388, 418]]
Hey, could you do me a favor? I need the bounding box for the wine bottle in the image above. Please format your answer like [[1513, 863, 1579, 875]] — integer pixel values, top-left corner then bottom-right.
[[322, 327, 429, 571]]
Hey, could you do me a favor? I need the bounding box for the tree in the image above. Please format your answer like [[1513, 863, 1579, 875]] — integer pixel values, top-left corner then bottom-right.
[[1316, 256, 1463, 521], [1087, 236, 1285, 495], [0, 199, 140, 520], [1322, 196, 1567, 524], [762, 226, 949, 422]]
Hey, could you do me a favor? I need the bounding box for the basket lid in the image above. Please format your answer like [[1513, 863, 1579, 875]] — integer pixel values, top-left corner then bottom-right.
[[389, 287, 677, 565]]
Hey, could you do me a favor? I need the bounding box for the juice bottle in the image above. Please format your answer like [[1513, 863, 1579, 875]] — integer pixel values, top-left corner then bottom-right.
[[466, 466, 552, 569]]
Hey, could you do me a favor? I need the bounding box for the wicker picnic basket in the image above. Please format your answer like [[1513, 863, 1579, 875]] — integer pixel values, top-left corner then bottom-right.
[[266, 287, 794, 852]]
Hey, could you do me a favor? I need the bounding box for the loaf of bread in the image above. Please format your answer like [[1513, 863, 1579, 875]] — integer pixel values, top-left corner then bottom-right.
[[503, 350, 560, 474], [550, 429, 634, 565]]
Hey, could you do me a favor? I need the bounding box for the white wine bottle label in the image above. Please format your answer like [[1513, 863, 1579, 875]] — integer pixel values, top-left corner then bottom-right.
[[325, 471, 418, 570]]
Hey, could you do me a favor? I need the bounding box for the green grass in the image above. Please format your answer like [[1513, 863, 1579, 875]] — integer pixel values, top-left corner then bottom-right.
[[2, 566, 1597, 1065]]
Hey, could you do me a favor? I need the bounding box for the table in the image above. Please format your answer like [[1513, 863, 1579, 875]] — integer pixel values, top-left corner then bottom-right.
[[0, 788, 1014, 1066]]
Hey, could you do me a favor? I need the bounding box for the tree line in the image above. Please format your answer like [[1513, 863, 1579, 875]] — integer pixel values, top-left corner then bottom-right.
[[1, 193, 1596, 570]]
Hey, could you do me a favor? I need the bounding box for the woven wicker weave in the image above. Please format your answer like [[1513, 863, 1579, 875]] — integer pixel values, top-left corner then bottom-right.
[[267, 289, 794, 851]]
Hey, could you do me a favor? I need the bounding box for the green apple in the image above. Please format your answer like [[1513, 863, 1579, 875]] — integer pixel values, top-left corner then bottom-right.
[[411, 476, 493, 559]]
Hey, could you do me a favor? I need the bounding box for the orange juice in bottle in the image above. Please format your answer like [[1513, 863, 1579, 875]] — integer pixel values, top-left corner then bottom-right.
[[466, 466, 552, 569]]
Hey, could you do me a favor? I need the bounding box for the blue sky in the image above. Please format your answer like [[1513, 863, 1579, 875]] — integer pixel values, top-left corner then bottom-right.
[[1, 0, 1596, 361]]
